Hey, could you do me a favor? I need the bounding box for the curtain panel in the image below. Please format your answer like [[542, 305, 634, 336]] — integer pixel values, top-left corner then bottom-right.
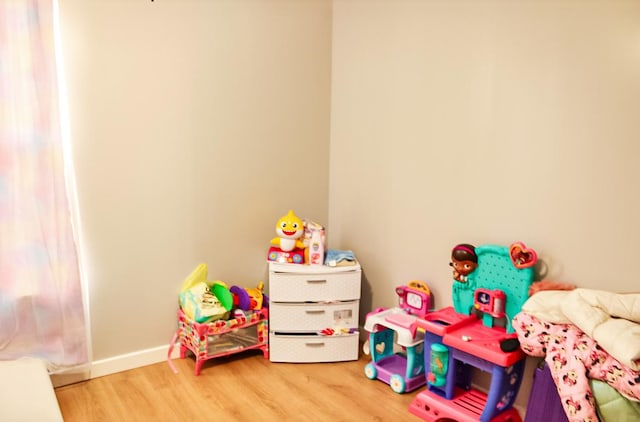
[[0, 0, 89, 376]]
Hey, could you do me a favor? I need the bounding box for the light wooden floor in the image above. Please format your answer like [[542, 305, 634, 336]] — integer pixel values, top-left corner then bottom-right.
[[55, 351, 424, 421]]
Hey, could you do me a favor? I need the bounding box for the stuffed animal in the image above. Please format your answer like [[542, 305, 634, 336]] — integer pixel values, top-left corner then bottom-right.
[[271, 210, 305, 252], [179, 263, 233, 323], [230, 282, 269, 310]]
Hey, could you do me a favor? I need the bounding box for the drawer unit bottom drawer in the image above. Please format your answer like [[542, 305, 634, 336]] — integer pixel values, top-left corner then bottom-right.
[[269, 333, 359, 363]]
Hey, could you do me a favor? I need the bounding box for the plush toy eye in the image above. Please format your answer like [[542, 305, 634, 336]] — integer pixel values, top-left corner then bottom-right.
[[280, 222, 287, 229], [292, 223, 299, 229]]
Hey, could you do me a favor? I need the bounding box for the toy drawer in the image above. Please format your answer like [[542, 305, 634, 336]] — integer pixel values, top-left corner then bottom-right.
[[269, 300, 359, 332], [269, 332, 359, 363], [268, 267, 361, 302]]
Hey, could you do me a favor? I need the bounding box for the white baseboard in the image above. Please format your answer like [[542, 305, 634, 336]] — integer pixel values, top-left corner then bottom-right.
[[90, 343, 180, 379]]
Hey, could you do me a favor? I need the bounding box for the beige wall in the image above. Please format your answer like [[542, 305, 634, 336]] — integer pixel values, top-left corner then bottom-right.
[[60, 0, 639, 411], [331, 0, 640, 308], [59, 0, 332, 360], [330, 0, 640, 407]]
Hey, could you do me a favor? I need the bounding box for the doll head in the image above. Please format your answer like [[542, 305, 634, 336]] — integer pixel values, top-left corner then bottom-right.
[[450, 243, 477, 282]]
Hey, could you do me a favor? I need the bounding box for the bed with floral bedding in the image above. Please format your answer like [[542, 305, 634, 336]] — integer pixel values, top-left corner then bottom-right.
[[513, 288, 640, 422]]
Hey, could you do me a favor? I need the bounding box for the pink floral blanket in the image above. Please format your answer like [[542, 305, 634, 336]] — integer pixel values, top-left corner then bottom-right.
[[514, 312, 640, 422]]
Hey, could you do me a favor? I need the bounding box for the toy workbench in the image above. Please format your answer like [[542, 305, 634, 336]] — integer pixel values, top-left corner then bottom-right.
[[408, 243, 536, 422]]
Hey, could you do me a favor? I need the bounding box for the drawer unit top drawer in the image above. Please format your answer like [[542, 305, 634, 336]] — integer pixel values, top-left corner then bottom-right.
[[268, 264, 361, 302], [269, 300, 359, 332], [269, 262, 361, 274]]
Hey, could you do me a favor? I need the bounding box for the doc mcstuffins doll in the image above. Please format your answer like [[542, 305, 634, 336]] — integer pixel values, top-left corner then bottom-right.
[[450, 243, 478, 283]]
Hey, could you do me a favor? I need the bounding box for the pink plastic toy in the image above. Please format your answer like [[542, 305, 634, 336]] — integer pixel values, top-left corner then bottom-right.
[[409, 243, 534, 422], [168, 308, 269, 375], [396, 280, 431, 318], [363, 281, 432, 394]]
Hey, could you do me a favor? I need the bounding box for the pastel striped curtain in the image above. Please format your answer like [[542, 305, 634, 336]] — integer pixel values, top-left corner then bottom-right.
[[0, 0, 89, 375]]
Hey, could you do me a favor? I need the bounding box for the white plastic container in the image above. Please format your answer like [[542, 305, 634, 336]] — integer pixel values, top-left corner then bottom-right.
[[308, 229, 324, 265]]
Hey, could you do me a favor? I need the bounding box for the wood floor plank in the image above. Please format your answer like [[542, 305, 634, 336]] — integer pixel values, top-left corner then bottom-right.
[[55, 351, 423, 421]]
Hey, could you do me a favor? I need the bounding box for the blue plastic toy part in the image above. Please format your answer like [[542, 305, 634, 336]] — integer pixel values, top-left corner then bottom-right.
[[369, 329, 395, 362], [452, 244, 534, 333], [405, 342, 425, 379], [428, 343, 448, 387], [364, 363, 377, 380]]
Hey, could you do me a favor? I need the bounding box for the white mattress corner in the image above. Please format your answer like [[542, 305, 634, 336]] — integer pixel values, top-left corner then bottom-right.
[[0, 357, 64, 422]]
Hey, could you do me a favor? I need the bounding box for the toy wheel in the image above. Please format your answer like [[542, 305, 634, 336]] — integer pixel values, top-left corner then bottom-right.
[[364, 363, 377, 380], [390, 374, 406, 393]]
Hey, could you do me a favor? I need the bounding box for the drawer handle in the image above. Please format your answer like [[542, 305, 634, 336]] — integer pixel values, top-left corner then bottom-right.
[[305, 310, 326, 314], [306, 279, 327, 284], [305, 342, 325, 347]]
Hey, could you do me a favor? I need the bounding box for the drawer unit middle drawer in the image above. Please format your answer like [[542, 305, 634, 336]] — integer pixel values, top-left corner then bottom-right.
[[269, 269, 361, 302], [269, 300, 359, 332]]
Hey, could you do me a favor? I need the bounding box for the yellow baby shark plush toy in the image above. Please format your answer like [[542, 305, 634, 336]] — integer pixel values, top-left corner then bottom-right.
[[271, 210, 305, 252]]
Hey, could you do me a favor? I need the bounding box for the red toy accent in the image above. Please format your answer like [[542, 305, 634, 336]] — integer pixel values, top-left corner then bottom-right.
[[474, 289, 507, 319], [267, 246, 304, 264], [509, 242, 537, 269]]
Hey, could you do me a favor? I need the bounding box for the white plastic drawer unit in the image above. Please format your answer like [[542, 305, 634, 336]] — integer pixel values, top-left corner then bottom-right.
[[268, 261, 362, 363], [268, 262, 362, 302], [269, 300, 359, 332]]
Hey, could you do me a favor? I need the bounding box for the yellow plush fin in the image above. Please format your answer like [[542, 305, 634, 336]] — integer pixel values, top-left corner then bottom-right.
[[180, 263, 208, 292]]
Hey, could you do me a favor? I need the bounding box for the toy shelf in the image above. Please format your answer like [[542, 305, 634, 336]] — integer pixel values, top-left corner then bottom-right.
[[177, 308, 269, 375]]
